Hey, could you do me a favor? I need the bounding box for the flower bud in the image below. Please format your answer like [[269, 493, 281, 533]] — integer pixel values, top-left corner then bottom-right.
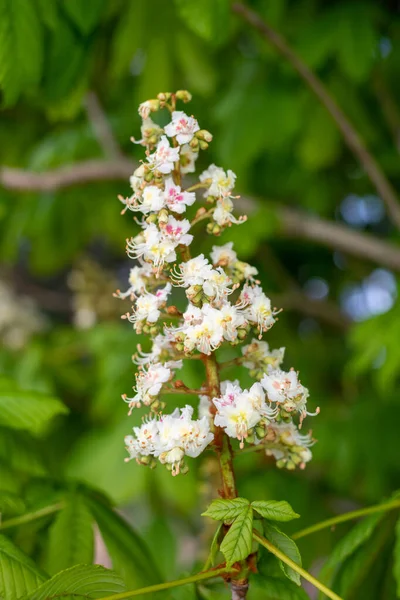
[[144, 171, 154, 183], [199, 140, 209, 151], [158, 209, 169, 225], [196, 129, 213, 142], [146, 214, 158, 224], [175, 90, 192, 102], [157, 92, 171, 102], [189, 137, 199, 150]]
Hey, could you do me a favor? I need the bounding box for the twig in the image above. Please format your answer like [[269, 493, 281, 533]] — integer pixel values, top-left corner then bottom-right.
[[232, 2, 400, 231], [292, 498, 400, 540], [84, 92, 124, 160], [100, 566, 239, 600]]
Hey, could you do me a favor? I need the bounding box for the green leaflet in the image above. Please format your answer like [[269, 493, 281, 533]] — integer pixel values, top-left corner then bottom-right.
[[202, 497, 250, 521], [85, 494, 162, 589], [250, 574, 310, 599], [0, 534, 46, 599], [317, 511, 383, 597], [0, 379, 68, 437], [220, 504, 253, 567], [0, 0, 43, 105], [263, 522, 302, 586], [251, 500, 300, 522], [22, 564, 126, 600], [63, 0, 106, 35], [45, 494, 94, 575]]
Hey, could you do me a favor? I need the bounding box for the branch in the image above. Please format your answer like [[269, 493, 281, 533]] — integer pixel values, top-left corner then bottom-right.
[[273, 291, 351, 330], [292, 498, 400, 541], [0, 159, 135, 192], [253, 530, 343, 600], [2, 161, 400, 272], [232, 2, 400, 231], [277, 205, 400, 272], [84, 92, 124, 160]]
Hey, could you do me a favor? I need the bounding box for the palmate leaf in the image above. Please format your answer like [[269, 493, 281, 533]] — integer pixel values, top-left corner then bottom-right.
[[63, 0, 106, 35], [202, 498, 250, 521], [220, 505, 253, 567], [263, 522, 302, 586], [251, 574, 310, 599], [251, 500, 300, 522], [0, 534, 46, 599], [45, 494, 94, 575], [0, 379, 68, 437], [0, 429, 47, 477], [23, 564, 126, 600], [85, 494, 162, 589], [0, 0, 43, 105]]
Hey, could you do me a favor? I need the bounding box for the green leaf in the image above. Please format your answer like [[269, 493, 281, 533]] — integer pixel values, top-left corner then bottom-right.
[[110, 0, 147, 79], [85, 494, 162, 589], [251, 574, 310, 599], [0, 491, 25, 517], [45, 494, 94, 575], [63, 0, 106, 35], [0, 428, 47, 477], [174, 0, 230, 44], [0, 533, 46, 598], [202, 497, 250, 521], [263, 522, 302, 586], [0, 379, 68, 437], [204, 523, 223, 569], [251, 501, 300, 522], [220, 505, 253, 567], [23, 564, 126, 600], [318, 512, 383, 592], [0, 0, 43, 105], [393, 515, 400, 596]]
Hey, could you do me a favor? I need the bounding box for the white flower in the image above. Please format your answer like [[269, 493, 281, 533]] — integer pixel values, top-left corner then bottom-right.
[[134, 333, 174, 366], [206, 302, 246, 341], [202, 268, 234, 303], [240, 284, 277, 334], [171, 254, 213, 287], [262, 422, 314, 470], [260, 367, 309, 412], [213, 197, 244, 227], [136, 185, 165, 214], [162, 215, 193, 246], [164, 111, 200, 145], [123, 362, 172, 412], [211, 242, 237, 267], [164, 177, 196, 214], [241, 339, 285, 371], [147, 135, 180, 174], [200, 164, 236, 198], [214, 391, 262, 448], [219, 380, 243, 405], [184, 316, 224, 355], [138, 101, 152, 119], [180, 144, 198, 174], [125, 284, 171, 330], [127, 223, 177, 270], [114, 263, 153, 299]]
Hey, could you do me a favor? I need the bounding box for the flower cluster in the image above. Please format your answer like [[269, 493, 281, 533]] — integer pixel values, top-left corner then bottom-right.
[[115, 91, 318, 475]]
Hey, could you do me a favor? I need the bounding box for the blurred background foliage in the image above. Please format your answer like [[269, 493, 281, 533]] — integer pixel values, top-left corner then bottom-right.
[[1, 0, 400, 597]]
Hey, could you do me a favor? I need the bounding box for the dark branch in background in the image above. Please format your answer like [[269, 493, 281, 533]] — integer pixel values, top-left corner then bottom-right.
[[259, 244, 351, 330], [84, 92, 125, 160], [1, 161, 400, 273], [0, 159, 134, 192], [232, 2, 400, 231]]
